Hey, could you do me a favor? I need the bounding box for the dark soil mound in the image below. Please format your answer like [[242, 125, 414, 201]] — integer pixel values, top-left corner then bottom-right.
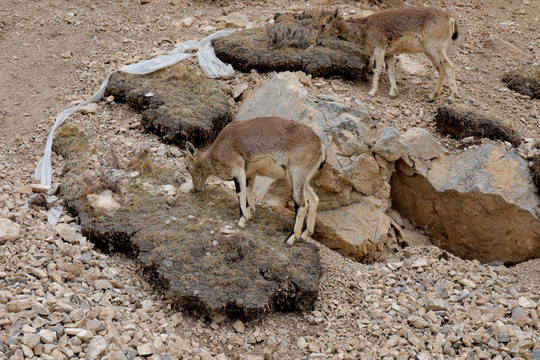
[[434, 106, 521, 147], [502, 72, 540, 99], [105, 64, 233, 148], [531, 154, 540, 192], [213, 10, 370, 80], [56, 126, 321, 319]]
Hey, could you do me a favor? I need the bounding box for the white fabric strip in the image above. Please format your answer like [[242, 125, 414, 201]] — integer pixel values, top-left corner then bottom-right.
[[35, 29, 235, 186]]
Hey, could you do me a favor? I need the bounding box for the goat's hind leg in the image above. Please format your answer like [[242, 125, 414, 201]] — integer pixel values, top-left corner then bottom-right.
[[299, 184, 319, 242], [246, 176, 256, 214], [368, 48, 386, 98], [233, 173, 252, 229], [386, 56, 398, 98], [425, 51, 446, 103], [284, 170, 308, 247], [439, 48, 458, 103]]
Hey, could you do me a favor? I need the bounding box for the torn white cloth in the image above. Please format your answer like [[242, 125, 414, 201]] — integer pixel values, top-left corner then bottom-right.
[[35, 29, 235, 187]]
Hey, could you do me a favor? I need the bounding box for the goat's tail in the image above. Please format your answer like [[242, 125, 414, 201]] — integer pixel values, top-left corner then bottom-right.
[[451, 18, 458, 40]]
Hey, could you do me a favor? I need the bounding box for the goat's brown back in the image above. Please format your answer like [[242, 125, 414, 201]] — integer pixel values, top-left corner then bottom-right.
[[209, 117, 323, 166]]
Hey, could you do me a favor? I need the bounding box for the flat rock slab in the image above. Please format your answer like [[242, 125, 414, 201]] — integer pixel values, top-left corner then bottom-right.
[[105, 64, 233, 148], [434, 106, 521, 147], [213, 10, 370, 80], [57, 127, 321, 319]]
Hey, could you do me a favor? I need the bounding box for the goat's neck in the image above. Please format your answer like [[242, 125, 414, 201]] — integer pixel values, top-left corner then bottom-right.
[[197, 149, 214, 173]]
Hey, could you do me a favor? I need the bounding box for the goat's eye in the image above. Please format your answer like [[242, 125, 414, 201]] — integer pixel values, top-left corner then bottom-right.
[[321, 24, 326, 29]]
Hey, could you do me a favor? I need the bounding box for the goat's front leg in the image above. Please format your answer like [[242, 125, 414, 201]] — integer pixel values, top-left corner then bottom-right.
[[386, 56, 398, 98], [368, 47, 386, 98], [233, 173, 251, 229]]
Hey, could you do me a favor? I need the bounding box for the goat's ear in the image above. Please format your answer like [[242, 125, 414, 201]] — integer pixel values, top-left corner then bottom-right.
[[185, 142, 196, 155]]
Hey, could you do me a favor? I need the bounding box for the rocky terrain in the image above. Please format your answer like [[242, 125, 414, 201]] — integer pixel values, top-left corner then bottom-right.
[[0, 0, 539, 359]]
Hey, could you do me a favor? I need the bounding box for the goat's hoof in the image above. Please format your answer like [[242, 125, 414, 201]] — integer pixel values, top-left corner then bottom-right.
[[294, 237, 306, 244], [237, 217, 247, 229], [445, 98, 455, 104], [283, 235, 296, 247], [244, 209, 252, 220], [388, 94, 396, 99], [426, 97, 435, 103], [298, 230, 311, 243]]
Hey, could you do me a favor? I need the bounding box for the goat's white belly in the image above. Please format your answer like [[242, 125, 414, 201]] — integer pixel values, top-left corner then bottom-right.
[[246, 157, 287, 179], [385, 34, 424, 55]]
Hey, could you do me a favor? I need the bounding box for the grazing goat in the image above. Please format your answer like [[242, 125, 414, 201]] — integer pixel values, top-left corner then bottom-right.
[[317, 7, 459, 102], [182, 117, 325, 246]]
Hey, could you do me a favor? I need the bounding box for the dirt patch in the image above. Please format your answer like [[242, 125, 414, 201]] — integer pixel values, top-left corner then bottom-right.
[[105, 64, 233, 148], [56, 125, 321, 319], [502, 72, 540, 99], [434, 106, 522, 147], [212, 10, 370, 81], [531, 154, 540, 192]]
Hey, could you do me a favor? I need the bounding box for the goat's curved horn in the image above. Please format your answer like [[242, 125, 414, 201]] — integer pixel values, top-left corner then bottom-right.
[[186, 142, 196, 155]]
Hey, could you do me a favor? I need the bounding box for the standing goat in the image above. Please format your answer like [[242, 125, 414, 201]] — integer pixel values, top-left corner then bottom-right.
[[182, 117, 325, 246], [317, 7, 459, 102]]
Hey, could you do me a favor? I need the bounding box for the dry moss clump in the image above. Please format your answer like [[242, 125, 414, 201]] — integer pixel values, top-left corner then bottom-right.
[[53, 125, 89, 158], [213, 10, 370, 80], [105, 63, 233, 148], [434, 106, 522, 147], [502, 71, 540, 99], [531, 154, 540, 192], [57, 122, 322, 319]]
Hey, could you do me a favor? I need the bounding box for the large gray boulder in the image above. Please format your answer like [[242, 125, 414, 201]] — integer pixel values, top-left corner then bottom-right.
[[392, 143, 540, 264], [237, 71, 399, 262]]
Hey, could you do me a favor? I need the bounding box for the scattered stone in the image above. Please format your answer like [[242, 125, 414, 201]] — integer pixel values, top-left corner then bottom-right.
[[87, 335, 108, 360], [137, 343, 154, 356], [87, 190, 120, 214], [30, 184, 50, 193], [372, 127, 408, 162], [233, 320, 245, 333], [54, 223, 83, 244], [512, 307, 530, 327], [182, 17, 195, 27], [79, 103, 98, 115], [225, 12, 249, 28], [0, 218, 20, 244], [402, 127, 445, 160], [6, 299, 33, 312], [426, 298, 451, 312], [38, 329, 56, 344]]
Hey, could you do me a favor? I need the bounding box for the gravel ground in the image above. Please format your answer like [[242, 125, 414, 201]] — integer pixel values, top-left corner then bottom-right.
[[1, 0, 539, 359]]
